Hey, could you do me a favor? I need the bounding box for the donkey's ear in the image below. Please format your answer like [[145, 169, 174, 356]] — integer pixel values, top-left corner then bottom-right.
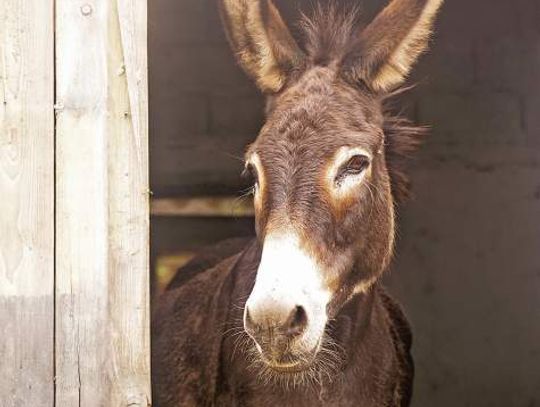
[[219, 0, 304, 93], [342, 0, 444, 92]]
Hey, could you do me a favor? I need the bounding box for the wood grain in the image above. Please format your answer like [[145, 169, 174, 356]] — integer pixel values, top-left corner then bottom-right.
[[0, 0, 55, 405], [55, 0, 150, 405]]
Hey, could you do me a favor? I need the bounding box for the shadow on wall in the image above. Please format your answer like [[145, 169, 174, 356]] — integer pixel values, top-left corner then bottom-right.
[[149, 0, 540, 406]]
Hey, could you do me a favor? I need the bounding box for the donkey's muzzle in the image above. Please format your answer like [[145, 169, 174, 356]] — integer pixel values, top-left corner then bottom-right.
[[244, 304, 308, 343], [243, 232, 330, 366]]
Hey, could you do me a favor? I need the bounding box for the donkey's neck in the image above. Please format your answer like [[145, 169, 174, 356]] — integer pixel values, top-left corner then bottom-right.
[[329, 288, 378, 363]]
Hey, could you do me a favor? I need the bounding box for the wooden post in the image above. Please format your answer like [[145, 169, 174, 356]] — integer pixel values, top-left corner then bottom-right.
[[55, 0, 150, 406], [0, 0, 55, 405]]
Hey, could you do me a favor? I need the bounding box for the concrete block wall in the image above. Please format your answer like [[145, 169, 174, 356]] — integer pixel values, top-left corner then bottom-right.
[[149, 0, 540, 405], [384, 0, 540, 405]]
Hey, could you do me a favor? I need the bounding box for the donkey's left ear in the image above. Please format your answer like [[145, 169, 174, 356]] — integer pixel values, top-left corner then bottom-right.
[[341, 0, 444, 92], [220, 0, 305, 93]]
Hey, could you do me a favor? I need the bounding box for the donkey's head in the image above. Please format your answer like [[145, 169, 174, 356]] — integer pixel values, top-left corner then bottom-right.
[[221, 0, 443, 375]]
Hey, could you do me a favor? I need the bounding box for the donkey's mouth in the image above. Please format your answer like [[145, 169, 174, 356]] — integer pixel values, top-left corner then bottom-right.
[[265, 360, 310, 373], [261, 351, 317, 373], [257, 338, 322, 373]]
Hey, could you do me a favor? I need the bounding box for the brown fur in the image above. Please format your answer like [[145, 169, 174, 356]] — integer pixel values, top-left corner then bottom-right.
[[153, 0, 443, 405], [154, 241, 414, 406]]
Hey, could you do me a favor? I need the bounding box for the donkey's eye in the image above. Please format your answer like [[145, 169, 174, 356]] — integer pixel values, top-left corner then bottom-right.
[[243, 163, 259, 188], [345, 155, 370, 173], [335, 155, 370, 185]]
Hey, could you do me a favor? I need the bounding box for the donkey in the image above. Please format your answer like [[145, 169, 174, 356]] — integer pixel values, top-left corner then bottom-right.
[[152, 0, 444, 405]]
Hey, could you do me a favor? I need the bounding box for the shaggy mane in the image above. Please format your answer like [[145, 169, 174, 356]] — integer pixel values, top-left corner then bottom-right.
[[383, 112, 427, 203]]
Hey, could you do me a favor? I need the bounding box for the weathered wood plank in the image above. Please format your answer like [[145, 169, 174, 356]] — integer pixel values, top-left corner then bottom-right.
[[0, 0, 55, 406], [55, 0, 150, 405], [151, 196, 255, 217], [113, 0, 151, 405]]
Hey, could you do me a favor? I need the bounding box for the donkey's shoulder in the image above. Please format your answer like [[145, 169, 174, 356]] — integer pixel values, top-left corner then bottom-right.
[[152, 245, 249, 407]]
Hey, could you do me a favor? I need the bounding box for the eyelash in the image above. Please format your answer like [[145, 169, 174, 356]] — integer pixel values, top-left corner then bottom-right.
[[242, 164, 259, 188], [334, 155, 370, 186]]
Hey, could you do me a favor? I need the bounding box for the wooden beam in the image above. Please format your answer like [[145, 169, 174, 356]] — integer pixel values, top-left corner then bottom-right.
[[151, 197, 255, 217], [0, 0, 55, 405], [55, 0, 150, 405]]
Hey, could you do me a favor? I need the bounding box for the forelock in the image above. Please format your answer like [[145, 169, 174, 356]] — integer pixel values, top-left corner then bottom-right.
[[300, 2, 362, 67]]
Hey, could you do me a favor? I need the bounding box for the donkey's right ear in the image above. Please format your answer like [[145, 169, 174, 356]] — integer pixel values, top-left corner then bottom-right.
[[220, 0, 304, 93]]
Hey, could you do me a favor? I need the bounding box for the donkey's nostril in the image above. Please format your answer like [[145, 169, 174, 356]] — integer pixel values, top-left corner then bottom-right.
[[285, 305, 308, 337], [245, 303, 308, 341]]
